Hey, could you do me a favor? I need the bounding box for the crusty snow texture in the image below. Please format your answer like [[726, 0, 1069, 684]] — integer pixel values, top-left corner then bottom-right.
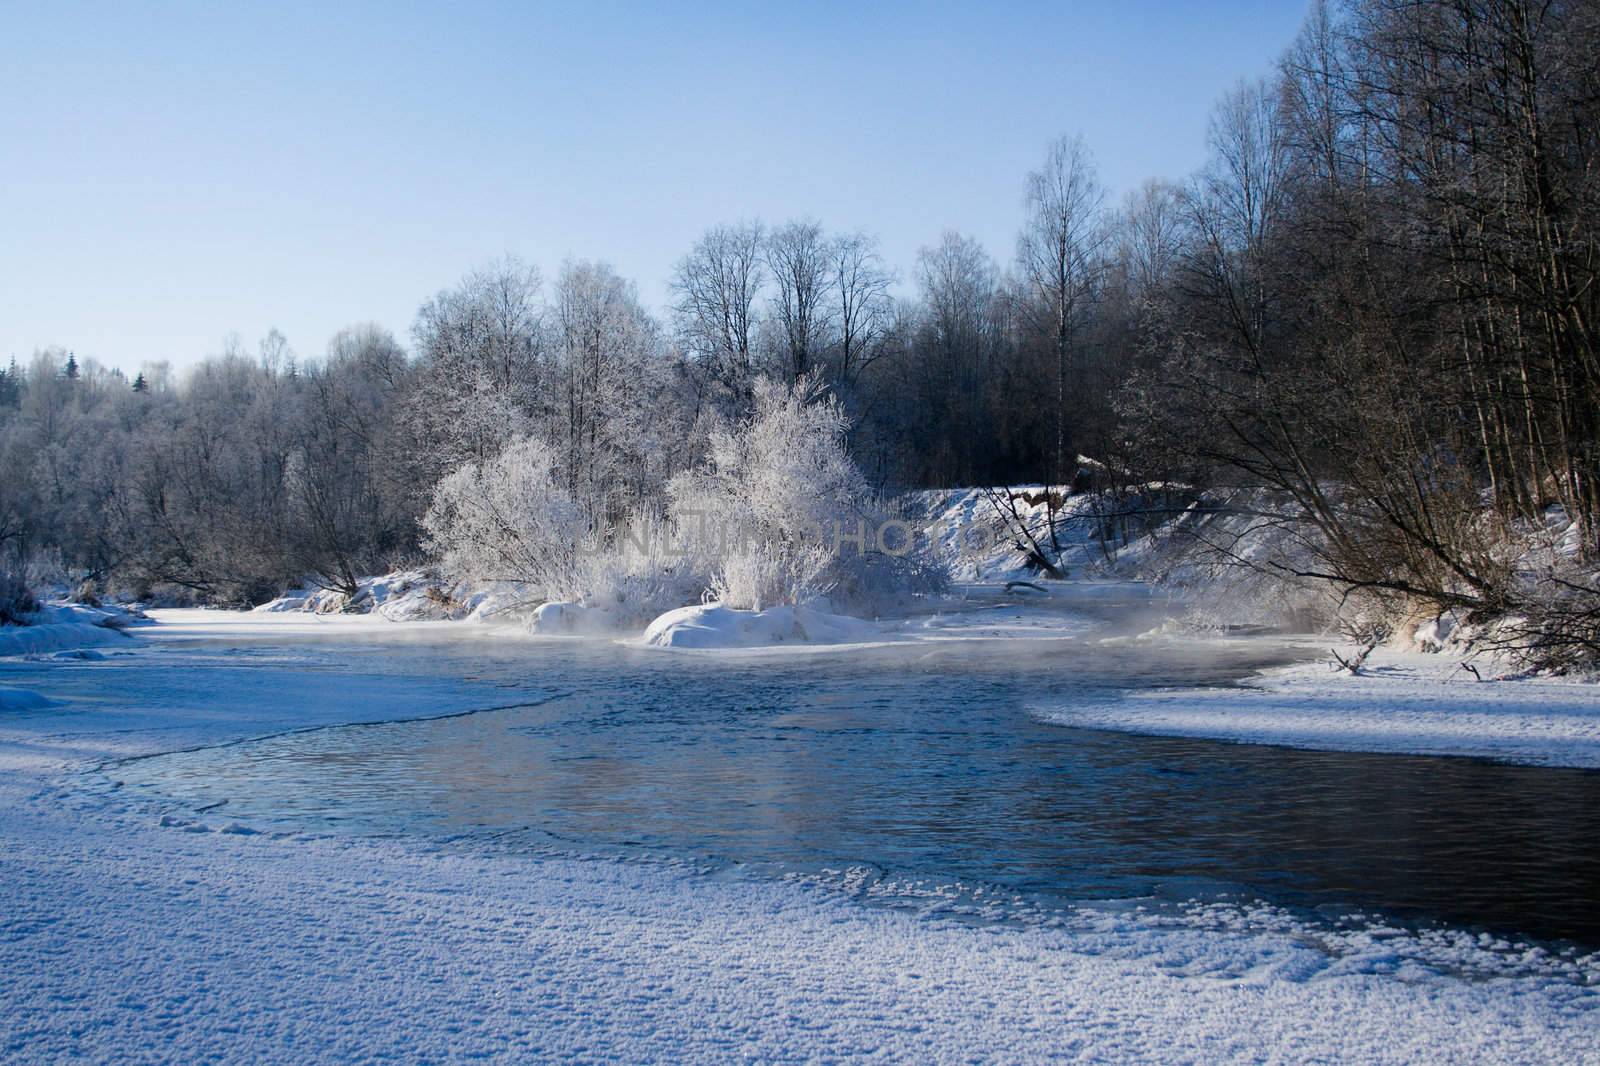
[[6, 791, 1598, 1065]]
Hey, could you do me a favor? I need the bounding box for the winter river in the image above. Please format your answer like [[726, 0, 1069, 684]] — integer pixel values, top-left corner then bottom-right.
[[88, 590, 1600, 950]]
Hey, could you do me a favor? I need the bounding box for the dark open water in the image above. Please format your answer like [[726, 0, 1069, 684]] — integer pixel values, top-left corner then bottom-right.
[[105, 594, 1600, 947]]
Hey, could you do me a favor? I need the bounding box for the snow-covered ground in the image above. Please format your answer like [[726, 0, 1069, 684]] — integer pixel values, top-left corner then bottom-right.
[[6, 785, 1597, 1063], [0, 601, 148, 658], [642, 602, 883, 648], [1, 609, 1597, 1062], [1037, 641, 1600, 769]]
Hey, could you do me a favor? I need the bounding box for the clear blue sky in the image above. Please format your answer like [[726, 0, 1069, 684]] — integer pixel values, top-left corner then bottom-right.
[[2, 0, 1311, 374]]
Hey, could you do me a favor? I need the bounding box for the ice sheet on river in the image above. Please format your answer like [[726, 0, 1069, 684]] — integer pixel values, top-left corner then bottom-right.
[[1036, 643, 1600, 768]]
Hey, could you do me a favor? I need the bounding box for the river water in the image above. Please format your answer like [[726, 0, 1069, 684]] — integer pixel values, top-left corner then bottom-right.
[[105, 592, 1600, 948]]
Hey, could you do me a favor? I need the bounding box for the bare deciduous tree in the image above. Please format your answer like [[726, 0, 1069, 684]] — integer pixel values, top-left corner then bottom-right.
[[829, 231, 896, 392], [671, 222, 765, 414], [1018, 135, 1108, 489], [765, 219, 833, 384]]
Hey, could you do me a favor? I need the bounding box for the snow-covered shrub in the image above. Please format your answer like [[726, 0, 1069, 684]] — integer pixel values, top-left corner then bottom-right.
[[699, 538, 835, 612], [424, 381, 945, 625], [421, 438, 700, 625], [668, 377, 945, 611], [421, 435, 593, 604], [571, 510, 706, 625]]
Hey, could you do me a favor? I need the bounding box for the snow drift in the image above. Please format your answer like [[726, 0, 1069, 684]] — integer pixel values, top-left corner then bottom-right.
[[0, 602, 145, 658], [642, 603, 883, 649]]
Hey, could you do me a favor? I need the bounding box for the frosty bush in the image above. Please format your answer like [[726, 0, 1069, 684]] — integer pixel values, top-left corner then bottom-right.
[[669, 377, 945, 611], [421, 437, 699, 622], [421, 436, 592, 603], [578, 510, 706, 624], [424, 380, 945, 622]]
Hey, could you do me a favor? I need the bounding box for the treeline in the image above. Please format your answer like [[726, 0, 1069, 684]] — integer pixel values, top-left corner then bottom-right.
[[0, 203, 1133, 604], [1118, 0, 1600, 656], [4, 0, 1598, 653]]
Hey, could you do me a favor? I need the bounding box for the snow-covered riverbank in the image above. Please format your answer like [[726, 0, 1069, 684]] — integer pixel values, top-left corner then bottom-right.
[[1, 610, 1597, 1062], [1038, 642, 1600, 769], [0, 601, 147, 659]]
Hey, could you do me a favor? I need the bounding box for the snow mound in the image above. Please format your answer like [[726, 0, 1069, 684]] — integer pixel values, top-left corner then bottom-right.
[[523, 601, 626, 636], [0, 623, 130, 658], [463, 584, 541, 623], [0, 687, 57, 711], [26, 601, 149, 629], [251, 590, 311, 613], [0, 601, 141, 658], [253, 571, 469, 621], [643, 603, 882, 649]]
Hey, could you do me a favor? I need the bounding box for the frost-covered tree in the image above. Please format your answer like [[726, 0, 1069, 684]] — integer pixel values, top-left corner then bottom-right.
[[407, 258, 546, 475], [421, 431, 699, 620], [552, 260, 679, 525], [669, 376, 943, 611], [421, 435, 591, 601]]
